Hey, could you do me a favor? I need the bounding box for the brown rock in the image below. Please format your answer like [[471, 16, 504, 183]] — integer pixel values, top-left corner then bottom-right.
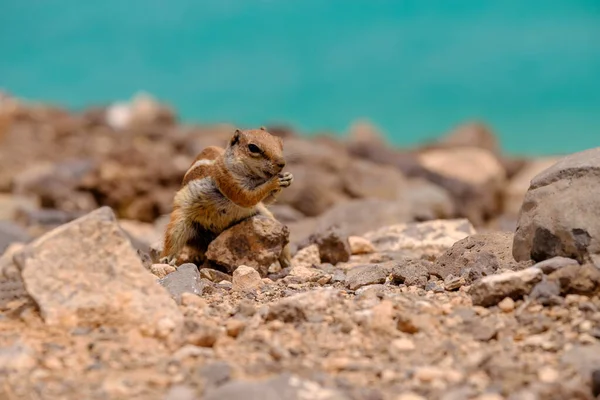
[[232, 265, 262, 292], [433, 232, 532, 283], [417, 146, 506, 226], [390, 259, 431, 288], [342, 159, 406, 200], [513, 147, 600, 264], [436, 122, 500, 155], [13, 207, 183, 337], [548, 263, 600, 296], [205, 215, 289, 277], [309, 225, 351, 264], [364, 219, 476, 260], [348, 236, 376, 255]]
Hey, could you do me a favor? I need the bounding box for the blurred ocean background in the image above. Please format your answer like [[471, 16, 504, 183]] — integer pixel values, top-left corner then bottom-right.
[[1, 0, 599, 155]]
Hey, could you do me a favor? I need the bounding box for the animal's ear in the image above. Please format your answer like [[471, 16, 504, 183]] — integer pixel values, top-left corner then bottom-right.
[[230, 129, 241, 146], [259, 126, 267, 131]]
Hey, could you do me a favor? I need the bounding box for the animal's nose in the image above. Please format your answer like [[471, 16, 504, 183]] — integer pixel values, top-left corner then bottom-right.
[[276, 160, 286, 169]]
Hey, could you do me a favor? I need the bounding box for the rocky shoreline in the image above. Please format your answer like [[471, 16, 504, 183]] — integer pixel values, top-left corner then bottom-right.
[[1, 93, 599, 400]]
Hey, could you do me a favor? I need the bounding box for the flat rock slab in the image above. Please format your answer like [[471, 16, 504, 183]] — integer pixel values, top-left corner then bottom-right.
[[14, 207, 182, 338], [469, 267, 543, 307], [364, 219, 476, 260]]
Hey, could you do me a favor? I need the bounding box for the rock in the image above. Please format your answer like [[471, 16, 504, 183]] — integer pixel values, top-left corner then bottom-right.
[[532, 256, 579, 275], [0, 221, 31, 255], [390, 259, 430, 288], [498, 297, 515, 312], [561, 344, 600, 378], [197, 361, 231, 391], [0, 257, 29, 309], [592, 369, 600, 397], [276, 163, 348, 217], [232, 265, 262, 292], [203, 373, 349, 400], [200, 268, 232, 283], [469, 267, 543, 307], [309, 225, 351, 264], [348, 236, 376, 255], [513, 147, 600, 264], [13, 207, 182, 337], [363, 219, 476, 260], [267, 204, 306, 224], [0, 194, 38, 221], [266, 288, 343, 323], [12, 160, 97, 213], [529, 278, 562, 305], [417, 146, 506, 226], [206, 215, 289, 277], [547, 263, 600, 296], [503, 158, 561, 216], [286, 264, 327, 283], [291, 244, 320, 268], [341, 159, 407, 200], [404, 178, 456, 221], [345, 264, 390, 290], [433, 232, 532, 283], [159, 263, 204, 303], [164, 385, 197, 400], [436, 122, 501, 155], [444, 275, 465, 291], [0, 342, 37, 372], [315, 198, 412, 237], [150, 263, 176, 279]]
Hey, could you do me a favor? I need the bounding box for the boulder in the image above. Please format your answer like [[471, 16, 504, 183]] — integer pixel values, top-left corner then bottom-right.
[[503, 158, 561, 217], [205, 215, 289, 277], [547, 263, 600, 296], [513, 147, 600, 264], [363, 219, 476, 260], [12, 207, 183, 338], [341, 159, 406, 200], [416, 146, 506, 226], [433, 232, 532, 283], [436, 122, 500, 155]]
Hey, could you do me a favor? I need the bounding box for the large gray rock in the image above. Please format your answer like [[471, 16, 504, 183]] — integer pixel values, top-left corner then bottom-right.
[[513, 147, 600, 264], [13, 207, 182, 338]]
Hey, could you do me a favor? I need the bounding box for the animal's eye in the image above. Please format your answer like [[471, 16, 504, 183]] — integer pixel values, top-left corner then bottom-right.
[[248, 144, 261, 154]]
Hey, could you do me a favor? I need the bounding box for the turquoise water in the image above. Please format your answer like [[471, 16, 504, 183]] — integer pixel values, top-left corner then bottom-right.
[[1, 0, 599, 155]]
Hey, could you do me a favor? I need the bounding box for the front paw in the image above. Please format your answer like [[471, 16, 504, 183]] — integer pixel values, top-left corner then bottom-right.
[[159, 255, 178, 267], [278, 172, 293, 188]]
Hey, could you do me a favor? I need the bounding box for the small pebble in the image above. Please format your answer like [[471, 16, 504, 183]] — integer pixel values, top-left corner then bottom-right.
[[498, 297, 515, 313], [538, 366, 559, 383], [391, 338, 416, 352]]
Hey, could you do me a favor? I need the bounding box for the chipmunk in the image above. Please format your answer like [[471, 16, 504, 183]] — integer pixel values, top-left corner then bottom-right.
[[160, 126, 294, 268]]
